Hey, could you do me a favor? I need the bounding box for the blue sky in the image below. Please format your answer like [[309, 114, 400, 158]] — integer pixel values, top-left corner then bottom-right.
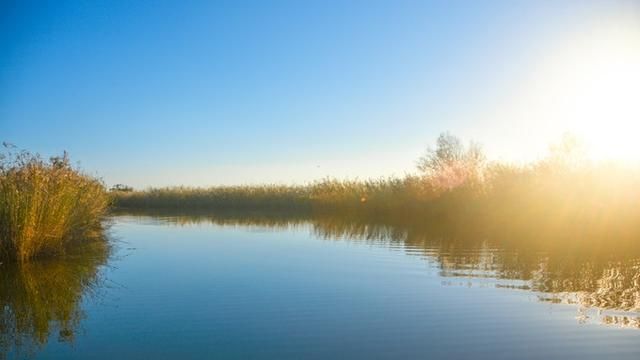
[[1, 1, 638, 187]]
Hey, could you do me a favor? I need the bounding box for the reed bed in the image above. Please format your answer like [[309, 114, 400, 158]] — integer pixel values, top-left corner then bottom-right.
[[112, 133, 640, 243], [0, 147, 110, 262], [114, 185, 312, 210]]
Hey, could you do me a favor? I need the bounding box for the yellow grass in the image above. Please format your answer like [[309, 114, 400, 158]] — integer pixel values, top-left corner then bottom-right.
[[0, 147, 110, 262], [112, 133, 640, 243]]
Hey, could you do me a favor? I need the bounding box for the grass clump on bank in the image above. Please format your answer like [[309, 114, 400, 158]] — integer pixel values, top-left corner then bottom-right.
[[0, 145, 110, 262]]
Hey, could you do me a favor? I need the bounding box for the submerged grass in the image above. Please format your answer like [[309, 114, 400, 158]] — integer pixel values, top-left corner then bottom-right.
[[0, 146, 110, 262]]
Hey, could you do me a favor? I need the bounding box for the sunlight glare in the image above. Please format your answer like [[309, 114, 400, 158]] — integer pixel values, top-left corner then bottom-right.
[[525, 18, 640, 162]]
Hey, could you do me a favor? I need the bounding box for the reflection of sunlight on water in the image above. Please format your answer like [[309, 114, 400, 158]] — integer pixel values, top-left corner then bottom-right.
[[419, 245, 640, 328], [440, 274, 640, 329], [601, 314, 640, 329], [572, 305, 640, 329], [538, 285, 640, 329]]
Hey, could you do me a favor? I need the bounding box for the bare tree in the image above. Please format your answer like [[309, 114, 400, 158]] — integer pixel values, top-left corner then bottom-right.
[[417, 132, 485, 190]]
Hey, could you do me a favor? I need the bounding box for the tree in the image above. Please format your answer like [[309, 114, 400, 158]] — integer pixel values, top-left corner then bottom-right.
[[417, 132, 485, 191]]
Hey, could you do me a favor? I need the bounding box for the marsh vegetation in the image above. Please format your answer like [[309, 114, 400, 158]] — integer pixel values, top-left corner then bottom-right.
[[3, 132, 639, 263], [0, 144, 110, 262], [113, 133, 640, 245]]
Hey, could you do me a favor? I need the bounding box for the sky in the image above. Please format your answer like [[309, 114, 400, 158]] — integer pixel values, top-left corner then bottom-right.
[[1, 0, 639, 188]]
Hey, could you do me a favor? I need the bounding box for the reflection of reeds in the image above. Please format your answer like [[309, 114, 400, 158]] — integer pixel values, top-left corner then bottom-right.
[[0, 239, 110, 359], [0, 147, 110, 262], [600, 315, 640, 329], [534, 260, 640, 311], [118, 209, 640, 317]]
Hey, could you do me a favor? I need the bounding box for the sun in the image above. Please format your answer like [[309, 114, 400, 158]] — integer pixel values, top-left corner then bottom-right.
[[513, 16, 640, 163], [565, 31, 640, 162]]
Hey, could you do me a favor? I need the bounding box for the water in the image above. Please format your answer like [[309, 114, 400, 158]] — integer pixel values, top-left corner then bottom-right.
[[2, 212, 640, 359]]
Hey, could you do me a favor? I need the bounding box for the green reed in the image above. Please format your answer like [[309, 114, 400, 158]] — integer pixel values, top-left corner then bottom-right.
[[0, 146, 110, 262]]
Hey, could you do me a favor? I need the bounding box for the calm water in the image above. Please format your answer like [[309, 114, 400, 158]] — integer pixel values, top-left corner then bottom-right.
[[3, 212, 640, 359]]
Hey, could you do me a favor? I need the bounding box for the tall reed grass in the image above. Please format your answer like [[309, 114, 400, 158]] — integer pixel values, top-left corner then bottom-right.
[[114, 185, 311, 210], [112, 133, 640, 242], [0, 146, 110, 262]]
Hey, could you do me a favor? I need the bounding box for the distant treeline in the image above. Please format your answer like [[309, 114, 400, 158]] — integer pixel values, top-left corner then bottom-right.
[[113, 133, 640, 242]]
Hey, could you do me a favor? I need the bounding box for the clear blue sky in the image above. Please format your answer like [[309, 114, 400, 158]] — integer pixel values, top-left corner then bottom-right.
[[1, 1, 638, 187]]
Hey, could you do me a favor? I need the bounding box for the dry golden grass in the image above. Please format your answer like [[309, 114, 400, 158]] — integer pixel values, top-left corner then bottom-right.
[[0, 146, 110, 262], [112, 133, 640, 244]]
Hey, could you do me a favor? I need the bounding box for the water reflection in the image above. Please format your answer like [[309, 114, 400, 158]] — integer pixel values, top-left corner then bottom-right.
[[117, 209, 640, 327], [0, 240, 110, 359], [5, 209, 638, 359]]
